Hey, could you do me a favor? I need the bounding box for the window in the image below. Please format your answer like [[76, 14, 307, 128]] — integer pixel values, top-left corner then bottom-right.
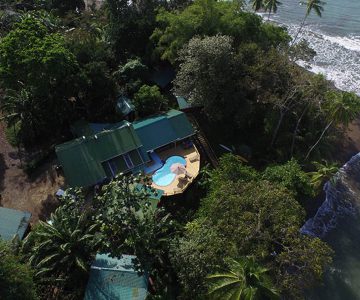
[[102, 150, 144, 179], [123, 153, 134, 169]]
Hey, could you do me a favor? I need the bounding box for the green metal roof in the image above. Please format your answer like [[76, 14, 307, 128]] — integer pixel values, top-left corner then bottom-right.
[[56, 123, 143, 187], [56, 110, 194, 187], [0, 207, 31, 241], [167, 110, 195, 138], [71, 120, 127, 138], [133, 109, 195, 155], [176, 96, 191, 110], [84, 253, 148, 300]]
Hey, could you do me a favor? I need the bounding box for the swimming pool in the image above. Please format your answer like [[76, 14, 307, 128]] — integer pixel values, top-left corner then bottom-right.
[[152, 156, 186, 187]]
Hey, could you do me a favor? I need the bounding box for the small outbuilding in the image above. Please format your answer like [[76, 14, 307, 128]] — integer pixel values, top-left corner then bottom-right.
[[84, 253, 148, 300], [116, 96, 135, 120], [0, 207, 31, 241]]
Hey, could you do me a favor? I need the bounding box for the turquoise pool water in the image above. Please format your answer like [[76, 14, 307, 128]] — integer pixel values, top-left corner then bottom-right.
[[152, 156, 186, 187]]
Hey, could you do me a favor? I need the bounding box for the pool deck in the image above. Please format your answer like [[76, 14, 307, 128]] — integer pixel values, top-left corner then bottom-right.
[[150, 144, 200, 196]]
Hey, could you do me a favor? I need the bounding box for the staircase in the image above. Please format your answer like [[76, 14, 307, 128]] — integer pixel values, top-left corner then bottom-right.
[[188, 115, 219, 168]]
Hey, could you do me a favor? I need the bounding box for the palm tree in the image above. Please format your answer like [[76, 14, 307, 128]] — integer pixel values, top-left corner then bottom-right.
[[207, 257, 279, 300], [308, 160, 339, 190], [1, 89, 29, 129], [250, 0, 264, 11], [0, 89, 34, 164], [305, 91, 360, 160], [264, 0, 282, 20], [23, 206, 101, 285], [0, 88, 41, 141], [292, 0, 326, 45]]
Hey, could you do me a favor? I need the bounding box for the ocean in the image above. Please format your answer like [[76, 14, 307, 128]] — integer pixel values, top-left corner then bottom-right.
[[269, 0, 360, 95], [267, 2, 360, 299]]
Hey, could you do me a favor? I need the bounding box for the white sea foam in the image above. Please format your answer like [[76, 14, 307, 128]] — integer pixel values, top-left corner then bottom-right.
[[322, 35, 360, 52], [280, 23, 360, 95]]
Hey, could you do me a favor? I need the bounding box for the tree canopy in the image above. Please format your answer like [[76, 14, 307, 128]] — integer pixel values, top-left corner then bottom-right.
[[133, 84, 168, 117], [171, 155, 333, 298], [207, 257, 279, 300], [0, 1, 346, 299], [0, 16, 80, 144], [0, 240, 38, 300], [151, 0, 290, 63]]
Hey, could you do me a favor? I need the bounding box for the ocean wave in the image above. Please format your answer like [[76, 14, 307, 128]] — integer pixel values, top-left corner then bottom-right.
[[278, 22, 360, 95], [322, 35, 360, 52]]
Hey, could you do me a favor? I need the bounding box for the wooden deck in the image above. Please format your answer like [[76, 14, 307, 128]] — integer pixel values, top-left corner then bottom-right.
[[150, 144, 200, 196]]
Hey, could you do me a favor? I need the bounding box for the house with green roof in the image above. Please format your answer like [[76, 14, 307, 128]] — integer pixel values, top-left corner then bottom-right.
[[133, 109, 195, 161], [56, 121, 145, 187], [55, 110, 196, 188], [84, 253, 148, 300], [0, 207, 31, 241]]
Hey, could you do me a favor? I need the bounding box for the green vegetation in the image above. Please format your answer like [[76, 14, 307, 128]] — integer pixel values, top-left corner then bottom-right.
[[207, 257, 279, 300], [171, 155, 333, 298], [0, 16, 80, 145], [0, 240, 38, 300], [262, 158, 314, 201], [151, 0, 289, 63], [0, 0, 354, 298], [308, 160, 339, 191], [293, 0, 326, 44], [133, 85, 168, 117], [20, 176, 176, 299], [23, 198, 101, 299]]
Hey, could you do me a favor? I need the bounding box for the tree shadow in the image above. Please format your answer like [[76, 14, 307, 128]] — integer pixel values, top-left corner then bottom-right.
[[7, 150, 21, 161], [37, 194, 60, 221]]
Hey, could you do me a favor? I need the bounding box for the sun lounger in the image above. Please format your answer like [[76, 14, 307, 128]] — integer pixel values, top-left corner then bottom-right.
[[173, 187, 182, 193], [188, 153, 199, 163], [185, 171, 193, 178]]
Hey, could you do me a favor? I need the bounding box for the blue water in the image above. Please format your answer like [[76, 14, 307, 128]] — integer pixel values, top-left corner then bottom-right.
[[265, 0, 360, 95], [152, 156, 186, 187]]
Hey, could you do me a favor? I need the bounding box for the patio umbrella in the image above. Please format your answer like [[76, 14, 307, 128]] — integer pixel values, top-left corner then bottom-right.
[[170, 163, 186, 175]]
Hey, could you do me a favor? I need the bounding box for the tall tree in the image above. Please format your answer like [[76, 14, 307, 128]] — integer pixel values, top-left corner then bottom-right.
[[207, 257, 279, 300], [0, 16, 80, 145], [289, 74, 328, 156], [305, 91, 360, 159], [151, 0, 289, 63], [292, 0, 326, 45], [106, 0, 161, 60], [172, 159, 333, 299], [0, 88, 38, 144], [250, 0, 264, 11], [174, 35, 249, 127], [264, 0, 282, 20]]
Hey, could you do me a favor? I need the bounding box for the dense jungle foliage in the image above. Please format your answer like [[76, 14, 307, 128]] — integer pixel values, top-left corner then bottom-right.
[[0, 0, 358, 299]]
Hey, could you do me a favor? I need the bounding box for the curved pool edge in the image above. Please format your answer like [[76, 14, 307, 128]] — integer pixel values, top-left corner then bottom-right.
[[152, 155, 186, 187]]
